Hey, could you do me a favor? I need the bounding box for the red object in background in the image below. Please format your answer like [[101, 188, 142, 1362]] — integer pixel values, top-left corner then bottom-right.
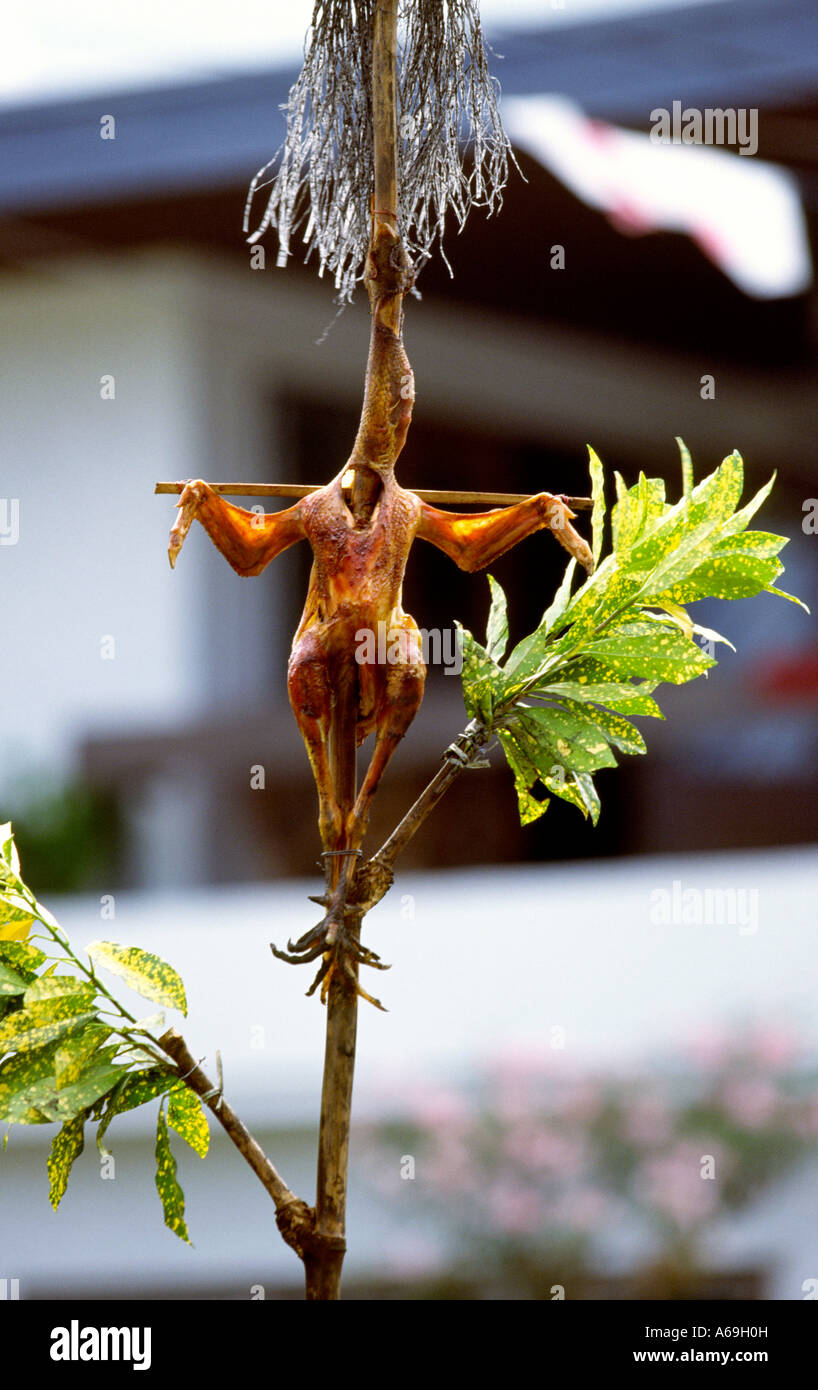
[[750, 650, 818, 703]]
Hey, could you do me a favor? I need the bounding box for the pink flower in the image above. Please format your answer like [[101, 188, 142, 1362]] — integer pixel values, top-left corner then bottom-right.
[[749, 1023, 799, 1070], [487, 1181, 543, 1235], [552, 1077, 605, 1124], [406, 1085, 473, 1135], [638, 1141, 723, 1227], [385, 1234, 447, 1279], [551, 1185, 611, 1233], [623, 1093, 674, 1148], [424, 1134, 479, 1195], [502, 1121, 587, 1176], [721, 1077, 778, 1129]]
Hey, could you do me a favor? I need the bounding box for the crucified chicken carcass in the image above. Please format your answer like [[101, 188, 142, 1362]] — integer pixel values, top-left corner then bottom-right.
[[168, 213, 593, 1003]]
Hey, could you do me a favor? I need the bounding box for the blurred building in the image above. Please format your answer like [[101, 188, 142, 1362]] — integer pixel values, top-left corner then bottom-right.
[[0, 0, 816, 891]]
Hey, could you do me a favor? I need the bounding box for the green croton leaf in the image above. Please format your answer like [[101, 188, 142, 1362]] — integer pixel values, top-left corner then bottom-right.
[[54, 1023, 114, 1089], [48, 1114, 86, 1210], [34, 1062, 123, 1125], [168, 1083, 210, 1158], [0, 1008, 98, 1056], [485, 574, 509, 663], [155, 1102, 191, 1245], [0, 895, 37, 943], [457, 443, 806, 829], [0, 963, 31, 997], [0, 1043, 63, 1124], [96, 1066, 179, 1155], [588, 445, 606, 566], [86, 941, 187, 1015], [458, 626, 502, 725], [23, 977, 98, 1021], [0, 941, 47, 980]]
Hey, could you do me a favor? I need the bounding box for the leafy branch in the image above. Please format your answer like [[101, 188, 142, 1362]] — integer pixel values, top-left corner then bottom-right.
[[455, 440, 806, 828], [0, 824, 307, 1246]]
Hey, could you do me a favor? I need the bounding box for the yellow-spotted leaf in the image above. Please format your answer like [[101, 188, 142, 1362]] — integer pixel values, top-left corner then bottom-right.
[[0, 963, 30, 997], [677, 436, 694, 500], [721, 473, 776, 536], [0, 941, 47, 979], [48, 1114, 86, 1210], [0, 1044, 60, 1122], [765, 583, 810, 612], [612, 472, 666, 559], [686, 450, 744, 528], [588, 445, 606, 566], [535, 679, 664, 719], [96, 1066, 178, 1155], [485, 575, 509, 663], [496, 731, 551, 826], [662, 551, 781, 603], [0, 1008, 97, 1055], [0, 824, 23, 885], [55, 1023, 113, 1088], [459, 444, 804, 833], [36, 1062, 123, 1124], [561, 700, 647, 756], [24, 977, 97, 1020], [458, 625, 502, 725], [513, 706, 618, 774], [586, 622, 716, 684], [168, 1083, 209, 1158], [155, 1103, 191, 1244], [545, 768, 601, 825], [86, 941, 187, 1015], [0, 895, 36, 942], [542, 558, 577, 634]]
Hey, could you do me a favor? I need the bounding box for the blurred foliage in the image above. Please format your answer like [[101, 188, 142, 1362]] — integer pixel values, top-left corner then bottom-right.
[[0, 777, 123, 892], [359, 1024, 818, 1297]]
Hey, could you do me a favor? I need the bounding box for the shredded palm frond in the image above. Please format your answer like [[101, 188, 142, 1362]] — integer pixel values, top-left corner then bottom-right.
[[244, 0, 515, 302]]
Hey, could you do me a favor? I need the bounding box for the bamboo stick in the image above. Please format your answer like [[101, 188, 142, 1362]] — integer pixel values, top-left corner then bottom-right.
[[306, 667, 359, 1301], [154, 482, 593, 510]]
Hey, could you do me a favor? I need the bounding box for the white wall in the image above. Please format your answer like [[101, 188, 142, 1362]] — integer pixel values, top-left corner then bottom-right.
[[0, 256, 206, 782]]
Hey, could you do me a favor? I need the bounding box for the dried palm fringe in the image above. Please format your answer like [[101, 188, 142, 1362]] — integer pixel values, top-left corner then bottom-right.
[[244, 0, 516, 302]]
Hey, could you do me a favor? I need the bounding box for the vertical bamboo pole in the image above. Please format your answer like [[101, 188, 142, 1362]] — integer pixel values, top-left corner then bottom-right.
[[304, 0, 400, 1303], [372, 0, 399, 221], [305, 665, 358, 1300]]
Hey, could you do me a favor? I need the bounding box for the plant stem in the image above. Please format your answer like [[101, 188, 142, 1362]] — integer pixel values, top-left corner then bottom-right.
[[159, 1028, 315, 1260], [342, 725, 491, 931], [375, 755, 468, 874]]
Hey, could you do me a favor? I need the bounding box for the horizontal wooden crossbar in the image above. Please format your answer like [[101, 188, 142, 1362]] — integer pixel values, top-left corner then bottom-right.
[[154, 482, 593, 510]]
